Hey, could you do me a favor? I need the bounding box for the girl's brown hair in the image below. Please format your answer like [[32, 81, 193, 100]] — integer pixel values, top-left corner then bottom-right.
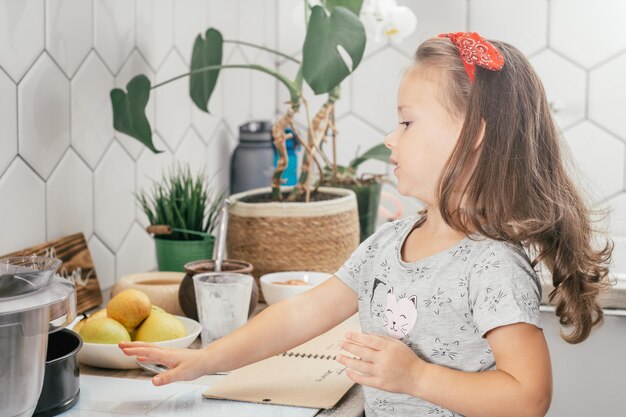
[[415, 37, 613, 344]]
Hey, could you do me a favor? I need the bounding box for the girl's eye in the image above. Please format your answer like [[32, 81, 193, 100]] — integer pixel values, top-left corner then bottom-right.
[[400, 121, 412, 129]]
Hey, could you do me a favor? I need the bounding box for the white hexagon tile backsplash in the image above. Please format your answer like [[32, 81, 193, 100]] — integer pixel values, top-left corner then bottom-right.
[[249, 48, 279, 123], [93, 0, 135, 74], [174, 0, 210, 66], [564, 122, 625, 204], [395, 0, 467, 56], [0, 159, 46, 255], [0, 68, 17, 176], [136, 0, 174, 72], [333, 114, 388, 175], [238, 0, 276, 48], [94, 141, 136, 254], [220, 47, 253, 134], [589, 53, 626, 141], [87, 234, 116, 291], [116, 223, 156, 279], [154, 49, 192, 152], [46, 149, 94, 241], [0, 0, 44, 82], [352, 48, 412, 133], [469, 0, 548, 56], [550, 0, 626, 69], [176, 127, 211, 176], [71, 51, 114, 170], [45, 0, 92, 78], [135, 133, 174, 225], [530, 50, 586, 131], [17, 52, 70, 180], [1, 0, 625, 286]]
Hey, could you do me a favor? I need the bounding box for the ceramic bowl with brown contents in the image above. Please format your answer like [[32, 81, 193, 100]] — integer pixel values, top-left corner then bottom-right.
[[259, 271, 332, 305]]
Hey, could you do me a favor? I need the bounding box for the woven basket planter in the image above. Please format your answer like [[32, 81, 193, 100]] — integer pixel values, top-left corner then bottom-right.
[[227, 187, 360, 301]]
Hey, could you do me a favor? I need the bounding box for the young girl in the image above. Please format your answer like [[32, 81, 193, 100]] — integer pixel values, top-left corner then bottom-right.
[[120, 32, 613, 417]]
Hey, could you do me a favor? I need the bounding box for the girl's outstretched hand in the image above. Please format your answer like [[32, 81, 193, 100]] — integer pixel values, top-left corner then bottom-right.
[[336, 332, 427, 396], [119, 341, 212, 386]]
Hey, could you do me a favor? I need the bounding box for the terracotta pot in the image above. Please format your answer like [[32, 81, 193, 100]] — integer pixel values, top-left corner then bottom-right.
[[178, 259, 258, 320]]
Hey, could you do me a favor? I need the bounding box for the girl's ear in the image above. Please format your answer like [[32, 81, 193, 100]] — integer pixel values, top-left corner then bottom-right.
[[473, 119, 487, 150]]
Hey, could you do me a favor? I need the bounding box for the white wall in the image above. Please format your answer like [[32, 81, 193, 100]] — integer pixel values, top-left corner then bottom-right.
[[1, 0, 625, 293]]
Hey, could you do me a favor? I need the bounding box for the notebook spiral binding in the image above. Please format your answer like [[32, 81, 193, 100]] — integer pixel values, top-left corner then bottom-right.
[[281, 352, 337, 360]]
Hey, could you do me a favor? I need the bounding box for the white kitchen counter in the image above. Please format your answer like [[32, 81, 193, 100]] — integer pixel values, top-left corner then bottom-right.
[[62, 303, 364, 417], [62, 299, 625, 417], [58, 375, 322, 417]]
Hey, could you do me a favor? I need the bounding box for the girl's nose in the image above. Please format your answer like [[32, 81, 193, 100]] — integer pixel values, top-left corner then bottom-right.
[[384, 132, 394, 149]]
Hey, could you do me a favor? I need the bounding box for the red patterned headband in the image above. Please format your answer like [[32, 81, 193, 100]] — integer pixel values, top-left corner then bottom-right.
[[437, 32, 504, 82]]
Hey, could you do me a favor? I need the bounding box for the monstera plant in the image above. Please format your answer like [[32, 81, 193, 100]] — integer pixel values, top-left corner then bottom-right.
[[111, 0, 370, 202], [320, 142, 393, 241]]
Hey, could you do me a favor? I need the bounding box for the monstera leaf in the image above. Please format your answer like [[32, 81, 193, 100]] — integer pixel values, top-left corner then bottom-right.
[[302, 5, 366, 94], [110, 75, 161, 153], [190, 28, 223, 112], [324, 0, 363, 15]]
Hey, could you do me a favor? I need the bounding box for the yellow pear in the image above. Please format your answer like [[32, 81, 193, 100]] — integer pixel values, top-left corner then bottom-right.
[[90, 308, 107, 320], [151, 305, 165, 313], [107, 289, 151, 331], [78, 317, 131, 344], [73, 308, 106, 334], [134, 312, 186, 342]]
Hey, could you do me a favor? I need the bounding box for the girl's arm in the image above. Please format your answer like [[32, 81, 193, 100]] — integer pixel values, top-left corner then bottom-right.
[[415, 323, 552, 417], [120, 276, 358, 385], [340, 322, 552, 417]]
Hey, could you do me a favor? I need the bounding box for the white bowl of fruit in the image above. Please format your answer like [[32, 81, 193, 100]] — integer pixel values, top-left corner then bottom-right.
[[70, 289, 201, 369], [260, 271, 332, 305]]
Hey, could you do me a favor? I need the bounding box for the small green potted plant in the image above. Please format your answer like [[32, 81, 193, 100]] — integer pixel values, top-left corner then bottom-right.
[[137, 164, 225, 272]]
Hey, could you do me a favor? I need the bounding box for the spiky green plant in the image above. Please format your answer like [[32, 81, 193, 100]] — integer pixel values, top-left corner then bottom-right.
[[137, 164, 225, 241]]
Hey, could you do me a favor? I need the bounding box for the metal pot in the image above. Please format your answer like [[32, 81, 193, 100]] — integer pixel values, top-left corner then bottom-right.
[[0, 272, 76, 417], [34, 328, 82, 417]]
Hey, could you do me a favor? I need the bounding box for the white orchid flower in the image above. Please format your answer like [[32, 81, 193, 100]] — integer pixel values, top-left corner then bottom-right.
[[361, 0, 417, 43]]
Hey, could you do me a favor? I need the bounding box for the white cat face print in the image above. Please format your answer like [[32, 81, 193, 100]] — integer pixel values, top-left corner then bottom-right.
[[383, 286, 418, 339]]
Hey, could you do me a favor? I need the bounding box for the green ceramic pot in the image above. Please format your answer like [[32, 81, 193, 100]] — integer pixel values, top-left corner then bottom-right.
[[154, 236, 215, 272], [338, 182, 382, 242]]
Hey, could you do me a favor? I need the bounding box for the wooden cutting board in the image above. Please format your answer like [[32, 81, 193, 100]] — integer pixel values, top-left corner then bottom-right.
[[2, 233, 103, 313]]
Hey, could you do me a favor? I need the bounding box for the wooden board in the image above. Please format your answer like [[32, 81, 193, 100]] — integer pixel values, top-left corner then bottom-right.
[[2, 233, 103, 313]]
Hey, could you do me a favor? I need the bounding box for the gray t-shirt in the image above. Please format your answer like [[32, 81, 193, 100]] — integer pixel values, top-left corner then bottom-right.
[[334, 214, 542, 417]]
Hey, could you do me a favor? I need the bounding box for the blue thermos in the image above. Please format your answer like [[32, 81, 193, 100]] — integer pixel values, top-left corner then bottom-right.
[[230, 122, 301, 194], [273, 127, 300, 186]]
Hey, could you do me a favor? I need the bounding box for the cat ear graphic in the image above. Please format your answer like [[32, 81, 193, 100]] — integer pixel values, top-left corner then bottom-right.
[[369, 278, 388, 312]]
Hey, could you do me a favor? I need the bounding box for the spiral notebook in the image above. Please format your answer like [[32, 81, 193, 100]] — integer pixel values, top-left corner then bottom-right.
[[202, 315, 361, 409]]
